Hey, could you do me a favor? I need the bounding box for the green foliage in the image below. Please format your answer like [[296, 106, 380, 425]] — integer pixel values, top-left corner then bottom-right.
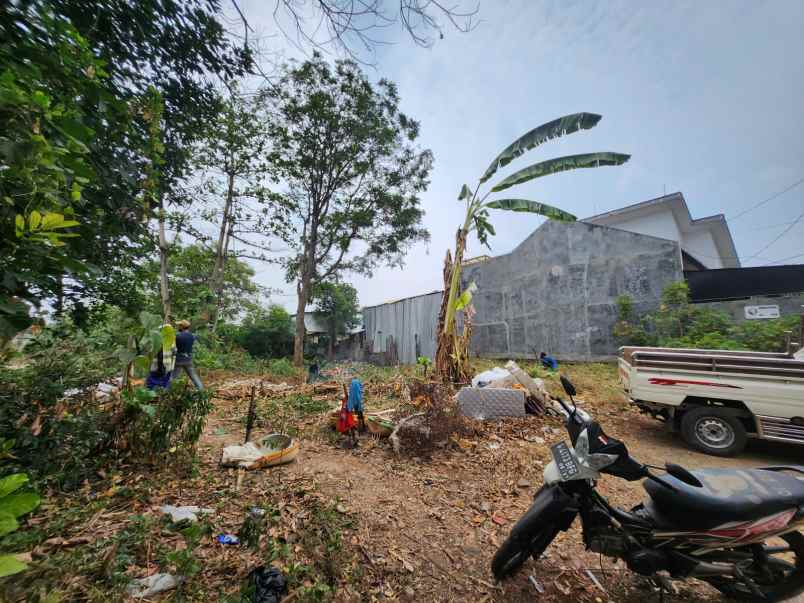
[[233, 305, 295, 359], [489, 152, 631, 193], [417, 355, 432, 378], [141, 244, 261, 325], [0, 326, 117, 487], [312, 282, 360, 356], [0, 470, 40, 577], [262, 53, 432, 363], [117, 311, 171, 381], [614, 281, 801, 352], [0, 0, 251, 340], [479, 112, 602, 183], [125, 385, 213, 461], [438, 111, 629, 382], [269, 358, 298, 378]]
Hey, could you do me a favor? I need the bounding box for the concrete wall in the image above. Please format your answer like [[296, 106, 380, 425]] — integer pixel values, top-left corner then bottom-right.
[[462, 220, 684, 361], [362, 291, 442, 365], [695, 294, 804, 322]]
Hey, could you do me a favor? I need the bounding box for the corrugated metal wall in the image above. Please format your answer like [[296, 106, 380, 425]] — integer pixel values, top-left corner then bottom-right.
[[362, 292, 442, 365]]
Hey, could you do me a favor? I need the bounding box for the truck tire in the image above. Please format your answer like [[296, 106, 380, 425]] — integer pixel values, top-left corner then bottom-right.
[[680, 407, 747, 457]]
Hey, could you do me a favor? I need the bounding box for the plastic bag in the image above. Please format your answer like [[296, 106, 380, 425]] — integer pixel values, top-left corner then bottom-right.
[[246, 565, 287, 603], [471, 367, 511, 388]]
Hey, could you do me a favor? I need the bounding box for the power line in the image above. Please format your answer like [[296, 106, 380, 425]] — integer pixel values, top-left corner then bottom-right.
[[742, 208, 804, 262], [761, 251, 804, 266], [728, 176, 804, 221], [731, 219, 804, 231]]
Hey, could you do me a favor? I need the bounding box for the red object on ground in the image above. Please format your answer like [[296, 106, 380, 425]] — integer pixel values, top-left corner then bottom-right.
[[337, 398, 356, 433]]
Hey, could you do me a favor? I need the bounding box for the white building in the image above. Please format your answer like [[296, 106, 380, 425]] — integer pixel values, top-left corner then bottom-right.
[[584, 192, 739, 270]]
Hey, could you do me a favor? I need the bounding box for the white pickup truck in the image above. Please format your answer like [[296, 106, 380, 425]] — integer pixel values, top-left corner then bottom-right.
[[619, 346, 804, 456]]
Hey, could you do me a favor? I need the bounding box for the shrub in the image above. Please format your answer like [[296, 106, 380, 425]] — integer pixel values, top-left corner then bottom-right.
[[0, 323, 214, 486], [268, 358, 297, 378], [0, 468, 40, 578], [235, 305, 294, 359], [117, 385, 213, 462], [615, 282, 802, 352]]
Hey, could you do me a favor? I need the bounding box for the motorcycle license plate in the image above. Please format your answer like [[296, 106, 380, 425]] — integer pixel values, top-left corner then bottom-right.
[[551, 441, 580, 480]]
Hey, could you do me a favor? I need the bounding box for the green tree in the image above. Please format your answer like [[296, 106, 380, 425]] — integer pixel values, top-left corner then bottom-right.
[[236, 305, 295, 359], [436, 113, 630, 382], [0, 1, 251, 338], [191, 87, 286, 329], [312, 282, 360, 359], [261, 54, 432, 366], [143, 244, 260, 325]]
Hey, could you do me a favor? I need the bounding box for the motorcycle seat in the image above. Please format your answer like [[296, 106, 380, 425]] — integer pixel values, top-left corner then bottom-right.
[[643, 466, 804, 531]]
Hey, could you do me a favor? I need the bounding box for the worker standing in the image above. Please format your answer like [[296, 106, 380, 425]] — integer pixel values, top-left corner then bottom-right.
[[175, 320, 204, 390]]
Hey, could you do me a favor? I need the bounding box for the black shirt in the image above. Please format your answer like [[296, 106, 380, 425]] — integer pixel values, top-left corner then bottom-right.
[[176, 331, 196, 363]]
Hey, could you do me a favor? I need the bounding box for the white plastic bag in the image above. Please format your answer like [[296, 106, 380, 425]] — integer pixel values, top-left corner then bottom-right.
[[471, 367, 511, 388]]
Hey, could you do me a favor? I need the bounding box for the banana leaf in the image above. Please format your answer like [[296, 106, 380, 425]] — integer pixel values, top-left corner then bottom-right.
[[490, 152, 630, 193], [458, 184, 472, 201], [479, 112, 602, 184], [485, 199, 577, 222]]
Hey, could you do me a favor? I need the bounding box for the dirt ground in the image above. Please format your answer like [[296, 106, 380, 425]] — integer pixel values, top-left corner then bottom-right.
[[10, 362, 802, 602], [195, 363, 803, 603]]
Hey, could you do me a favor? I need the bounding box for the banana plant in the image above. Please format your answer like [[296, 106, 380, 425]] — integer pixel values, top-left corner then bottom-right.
[[437, 112, 630, 381]]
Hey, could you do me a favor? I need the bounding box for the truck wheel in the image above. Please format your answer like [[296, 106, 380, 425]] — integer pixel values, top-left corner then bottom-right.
[[681, 407, 747, 457]]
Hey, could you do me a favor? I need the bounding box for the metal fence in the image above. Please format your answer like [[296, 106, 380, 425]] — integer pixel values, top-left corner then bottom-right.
[[362, 291, 442, 365]]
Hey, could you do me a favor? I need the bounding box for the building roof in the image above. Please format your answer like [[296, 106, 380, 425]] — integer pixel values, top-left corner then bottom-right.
[[583, 192, 740, 268], [291, 311, 364, 335]]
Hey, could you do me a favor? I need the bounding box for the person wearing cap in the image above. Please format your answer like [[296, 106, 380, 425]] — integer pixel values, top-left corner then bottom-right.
[[175, 319, 203, 390]]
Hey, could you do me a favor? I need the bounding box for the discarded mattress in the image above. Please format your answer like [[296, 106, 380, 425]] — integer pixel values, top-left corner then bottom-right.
[[457, 387, 526, 419], [221, 434, 299, 470]]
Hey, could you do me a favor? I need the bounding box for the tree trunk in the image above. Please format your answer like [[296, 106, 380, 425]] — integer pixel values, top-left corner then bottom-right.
[[209, 173, 235, 330], [293, 278, 309, 366], [158, 198, 171, 322], [293, 209, 320, 367], [435, 227, 470, 383], [328, 320, 335, 360]]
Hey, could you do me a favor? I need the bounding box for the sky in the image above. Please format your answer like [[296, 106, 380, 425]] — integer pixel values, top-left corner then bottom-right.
[[230, 0, 804, 312]]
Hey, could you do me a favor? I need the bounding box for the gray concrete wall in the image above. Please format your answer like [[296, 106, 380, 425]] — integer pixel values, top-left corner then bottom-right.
[[462, 220, 684, 360], [362, 291, 442, 365], [695, 294, 804, 322]]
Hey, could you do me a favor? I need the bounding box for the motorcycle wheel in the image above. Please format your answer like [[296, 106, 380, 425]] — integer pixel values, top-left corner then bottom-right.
[[702, 531, 804, 602], [491, 524, 559, 581]]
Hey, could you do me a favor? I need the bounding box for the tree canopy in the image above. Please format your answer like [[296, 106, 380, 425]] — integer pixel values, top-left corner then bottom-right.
[[312, 282, 361, 358], [261, 53, 432, 364]]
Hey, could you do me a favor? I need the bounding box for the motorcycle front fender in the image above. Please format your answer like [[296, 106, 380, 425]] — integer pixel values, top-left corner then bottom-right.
[[508, 484, 579, 544]]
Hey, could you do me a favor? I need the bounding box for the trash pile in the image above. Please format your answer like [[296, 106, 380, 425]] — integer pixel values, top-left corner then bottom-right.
[[458, 361, 549, 420]]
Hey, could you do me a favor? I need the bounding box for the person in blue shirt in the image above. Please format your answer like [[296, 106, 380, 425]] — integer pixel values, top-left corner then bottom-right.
[[540, 352, 558, 371], [175, 320, 204, 390]]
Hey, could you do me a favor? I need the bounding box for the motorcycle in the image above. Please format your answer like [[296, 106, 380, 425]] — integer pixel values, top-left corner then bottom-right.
[[492, 375, 804, 601]]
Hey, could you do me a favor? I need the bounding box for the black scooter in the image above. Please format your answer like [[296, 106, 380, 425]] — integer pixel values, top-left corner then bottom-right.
[[492, 375, 804, 601]]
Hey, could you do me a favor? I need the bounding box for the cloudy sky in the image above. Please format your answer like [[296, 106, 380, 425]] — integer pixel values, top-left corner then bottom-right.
[[231, 0, 804, 311]]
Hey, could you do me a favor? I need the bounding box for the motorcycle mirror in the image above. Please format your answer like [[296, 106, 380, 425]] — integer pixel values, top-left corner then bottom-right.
[[665, 463, 703, 488], [560, 375, 577, 398]]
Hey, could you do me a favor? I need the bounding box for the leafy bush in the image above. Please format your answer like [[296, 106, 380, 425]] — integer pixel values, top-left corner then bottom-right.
[[234, 305, 294, 359], [0, 328, 117, 487], [0, 321, 213, 486], [0, 469, 40, 577], [268, 358, 297, 378], [615, 282, 801, 352]]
